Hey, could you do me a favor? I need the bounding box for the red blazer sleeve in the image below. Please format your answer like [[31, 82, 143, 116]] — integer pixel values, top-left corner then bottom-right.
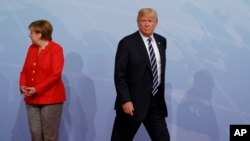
[[20, 47, 32, 87]]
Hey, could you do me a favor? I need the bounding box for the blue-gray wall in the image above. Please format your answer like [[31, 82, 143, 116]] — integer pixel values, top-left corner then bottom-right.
[[0, 1, 249, 141]]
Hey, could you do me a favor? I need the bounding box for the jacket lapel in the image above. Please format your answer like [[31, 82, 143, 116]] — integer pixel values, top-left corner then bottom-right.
[[135, 32, 152, 71], [154, 35, 164, 62]]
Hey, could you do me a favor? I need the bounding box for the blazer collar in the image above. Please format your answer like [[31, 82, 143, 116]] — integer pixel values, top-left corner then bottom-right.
[[136, 31, 156, 73]]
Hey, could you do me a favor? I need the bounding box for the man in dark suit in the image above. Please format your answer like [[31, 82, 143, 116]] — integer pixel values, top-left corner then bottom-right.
[[111, 8, 170, 141]]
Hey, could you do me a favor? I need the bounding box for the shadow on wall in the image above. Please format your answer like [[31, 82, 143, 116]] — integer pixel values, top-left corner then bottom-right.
[[176, 69, 219, 141], [0, 73, 12, 141], [60, 52, 97, 141], [11, 98, 30, 141], [10, 77, 31, 141], [165, 83, 173, 124]]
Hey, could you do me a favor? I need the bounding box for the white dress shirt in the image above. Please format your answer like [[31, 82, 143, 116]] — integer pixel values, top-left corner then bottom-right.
[[139, 32, 161, 86]]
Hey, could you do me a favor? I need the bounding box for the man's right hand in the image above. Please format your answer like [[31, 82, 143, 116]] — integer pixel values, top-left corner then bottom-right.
[[122, 101, 134, 116]]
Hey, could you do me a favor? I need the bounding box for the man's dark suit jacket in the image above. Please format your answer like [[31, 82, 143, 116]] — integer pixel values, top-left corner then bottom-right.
[[114, 31, 168, 121]]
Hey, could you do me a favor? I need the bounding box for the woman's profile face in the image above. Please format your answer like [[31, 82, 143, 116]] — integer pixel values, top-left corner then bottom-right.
[[29, 29, 41, 45]]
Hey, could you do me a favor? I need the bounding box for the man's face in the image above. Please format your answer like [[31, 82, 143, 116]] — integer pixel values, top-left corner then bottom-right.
[[137, 15, 158, 37]]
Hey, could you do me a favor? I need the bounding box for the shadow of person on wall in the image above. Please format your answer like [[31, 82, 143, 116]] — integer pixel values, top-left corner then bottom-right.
[[59, 75, 72, 141], [176, 69, 219, 141], [10, 79, 31, 141], [62, 52, 97, 141], [11, 98, 30, 141], [165, 83, 174, 124], [0, 73, 13, 141], [164, 82, 176, 140]]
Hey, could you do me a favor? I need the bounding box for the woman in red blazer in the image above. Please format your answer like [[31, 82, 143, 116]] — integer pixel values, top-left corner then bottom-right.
[[19, 19, 66, 141]]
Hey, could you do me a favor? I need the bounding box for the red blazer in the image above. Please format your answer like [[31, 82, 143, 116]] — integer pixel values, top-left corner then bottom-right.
[[20, 41, 66, 104]]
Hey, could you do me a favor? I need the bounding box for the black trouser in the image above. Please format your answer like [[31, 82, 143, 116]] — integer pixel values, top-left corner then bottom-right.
[[111, 94, 170, 141]]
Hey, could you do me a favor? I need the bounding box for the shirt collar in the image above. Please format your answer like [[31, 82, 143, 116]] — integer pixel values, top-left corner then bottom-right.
[[139, 31, 154, 43]]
